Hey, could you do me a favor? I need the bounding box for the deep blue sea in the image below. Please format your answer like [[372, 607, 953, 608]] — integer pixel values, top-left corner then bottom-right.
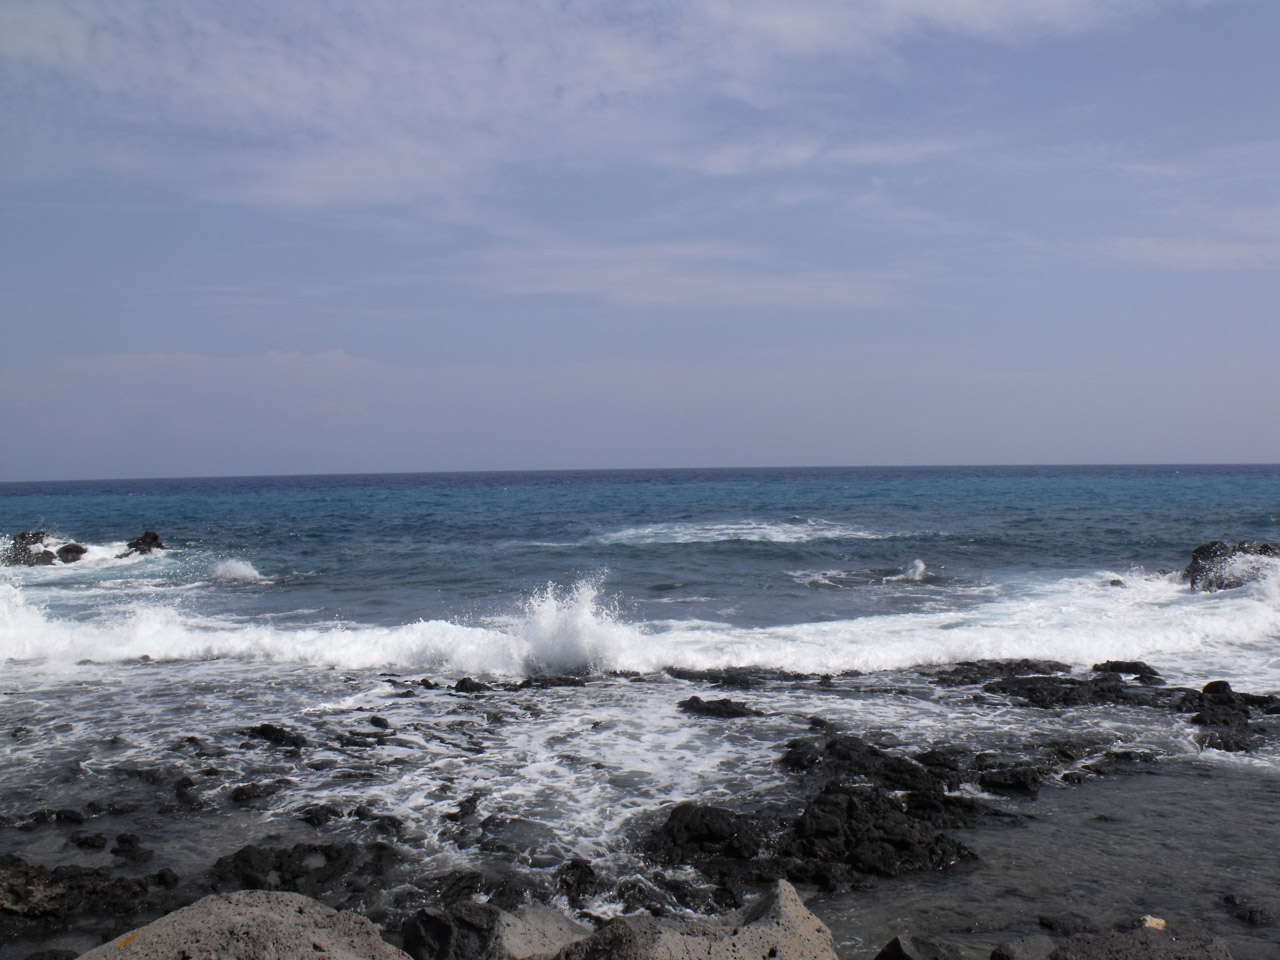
[[2, 466, 1279, 957]]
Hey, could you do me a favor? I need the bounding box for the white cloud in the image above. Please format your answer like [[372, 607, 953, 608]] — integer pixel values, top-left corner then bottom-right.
[[0, 0, 1204, 206]]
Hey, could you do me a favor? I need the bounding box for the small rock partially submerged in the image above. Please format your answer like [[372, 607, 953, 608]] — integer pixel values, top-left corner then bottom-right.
[[116, 531, 165, 559]]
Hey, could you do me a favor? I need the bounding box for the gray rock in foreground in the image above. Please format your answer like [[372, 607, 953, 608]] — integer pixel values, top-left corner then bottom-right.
[[551, 879, 836, 960], [78, 890, 409, 960], [399, 879, 835, 960]]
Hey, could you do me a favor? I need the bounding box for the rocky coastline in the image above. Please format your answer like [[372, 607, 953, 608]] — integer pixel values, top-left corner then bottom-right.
[[3, 538, 1278, 958], [4, 655, 1278, 960]]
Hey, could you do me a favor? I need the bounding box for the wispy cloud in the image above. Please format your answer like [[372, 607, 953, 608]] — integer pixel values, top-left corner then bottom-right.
[[461, 236, 901, 309], [0, 0, 1197, 207]]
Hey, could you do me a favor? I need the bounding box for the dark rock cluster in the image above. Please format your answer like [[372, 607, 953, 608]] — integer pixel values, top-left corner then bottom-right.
[[1182, 540, 1280, 592], [2, 530, 166, 565]]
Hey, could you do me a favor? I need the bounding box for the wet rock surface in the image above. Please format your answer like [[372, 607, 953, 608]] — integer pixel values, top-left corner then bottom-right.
[[3, 660, 1278, 959], [1182, 540, 1280, 592]]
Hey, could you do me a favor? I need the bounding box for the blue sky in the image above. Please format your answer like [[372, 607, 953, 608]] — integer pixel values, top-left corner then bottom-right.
[[2, 0, 1278, 480]]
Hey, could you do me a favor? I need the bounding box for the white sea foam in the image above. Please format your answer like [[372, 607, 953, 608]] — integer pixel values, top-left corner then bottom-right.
[[210, 558, 266, 583], [597, 519, 918, 545], [2, 570, 1278, 691], [885, 559, 928, 582]]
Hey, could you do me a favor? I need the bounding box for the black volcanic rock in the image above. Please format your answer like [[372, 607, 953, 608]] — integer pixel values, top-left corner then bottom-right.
[[1183, 540, 1280, 591], [786, 783, 973, 886], [242, 723, 308, 748], [1191, 680, 1256, 751], [677, 695, 762, 718], [932, 659, 1071, 687], [55, 543, 87, 563]]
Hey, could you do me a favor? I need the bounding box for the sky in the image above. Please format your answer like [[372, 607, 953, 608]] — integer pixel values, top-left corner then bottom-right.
[[1, 0, 1278, 481]]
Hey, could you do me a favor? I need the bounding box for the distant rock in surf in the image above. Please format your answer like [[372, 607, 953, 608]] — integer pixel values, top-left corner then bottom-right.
[[1182, 540, 1279, 591], [2, 530, 56, 566], [56, 542, 87, 562], [116, 530, 166, 559]]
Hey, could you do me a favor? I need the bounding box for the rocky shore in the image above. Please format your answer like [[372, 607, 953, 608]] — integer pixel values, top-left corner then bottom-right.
[[4, 652, 1278, 960]]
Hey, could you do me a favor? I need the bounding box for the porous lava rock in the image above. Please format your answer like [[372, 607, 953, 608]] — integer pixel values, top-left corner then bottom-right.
[[676, 695, 762, 718], [78, 890, 409, 960], [553, 880, 836, 960]]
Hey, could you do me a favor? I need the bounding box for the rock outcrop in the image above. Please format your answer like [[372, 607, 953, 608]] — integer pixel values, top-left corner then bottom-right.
[[77, 891, 409, 960], [1182, 540, 1279, 591], [400, 879, 836, 960]]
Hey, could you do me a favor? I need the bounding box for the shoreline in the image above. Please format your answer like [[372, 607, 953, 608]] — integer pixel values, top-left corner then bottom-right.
[[3, 661, 1278, 960]]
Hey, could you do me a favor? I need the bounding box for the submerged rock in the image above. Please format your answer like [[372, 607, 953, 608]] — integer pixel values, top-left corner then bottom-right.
[[115, 530, 166, 559], [676, 695, 762, 718], [242, 722, 308, 748]]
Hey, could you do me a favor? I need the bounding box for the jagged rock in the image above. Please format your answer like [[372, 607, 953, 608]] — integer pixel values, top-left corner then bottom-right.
[[77, 891, 408, 960], [115, 531, 166, 559], [978, 766, 1043, 797], [931, 660, 1071, 687], [0, 853, 165, 943], [3, 531, 46, 565], [454, 677, 493, 693], [207, 842, 373, 903], [1182, 540, 1280, 592], [554, 858, 599, 908], [1091, 661, 1163, 684], [402, 898, 589, 960], [554, 880, 836, 960], [677, 696, 762, 718], [649, 802, 770, 864], [1191, 680, 1256, 751], [786, 783, 973, 887], [242, 722, 308, 748], [519, 676, 587, 689]]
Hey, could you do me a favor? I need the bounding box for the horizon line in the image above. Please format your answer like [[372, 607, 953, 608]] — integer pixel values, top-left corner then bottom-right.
[[3, 461, 1278, 487]]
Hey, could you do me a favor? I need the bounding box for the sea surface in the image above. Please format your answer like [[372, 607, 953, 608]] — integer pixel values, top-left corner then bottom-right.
[[2, 466, 1279, 955]]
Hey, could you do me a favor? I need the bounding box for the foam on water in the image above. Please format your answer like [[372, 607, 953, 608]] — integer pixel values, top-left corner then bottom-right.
[[3, 567, 1278, 692], [597, 519, 923, 545], [210, 558, 267, 583]]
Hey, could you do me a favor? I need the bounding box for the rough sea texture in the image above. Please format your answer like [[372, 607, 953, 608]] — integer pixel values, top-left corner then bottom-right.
[[2, 466, 1278, 958]]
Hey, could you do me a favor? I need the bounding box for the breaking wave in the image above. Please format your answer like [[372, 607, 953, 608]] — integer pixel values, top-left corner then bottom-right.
[[3, 570, 1278, 690]]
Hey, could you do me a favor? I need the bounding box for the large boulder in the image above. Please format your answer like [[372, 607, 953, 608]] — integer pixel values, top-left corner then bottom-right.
[[78, 891, 408, 960], [553, 880, 836, 960], [1182, 540, 1279, 591]]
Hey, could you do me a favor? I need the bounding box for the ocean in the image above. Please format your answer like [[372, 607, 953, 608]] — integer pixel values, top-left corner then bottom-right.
[[2, 465, 1279, 956]]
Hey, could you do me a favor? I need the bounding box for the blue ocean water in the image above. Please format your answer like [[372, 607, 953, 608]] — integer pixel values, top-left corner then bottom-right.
[[2, 466, 1279, 677]]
